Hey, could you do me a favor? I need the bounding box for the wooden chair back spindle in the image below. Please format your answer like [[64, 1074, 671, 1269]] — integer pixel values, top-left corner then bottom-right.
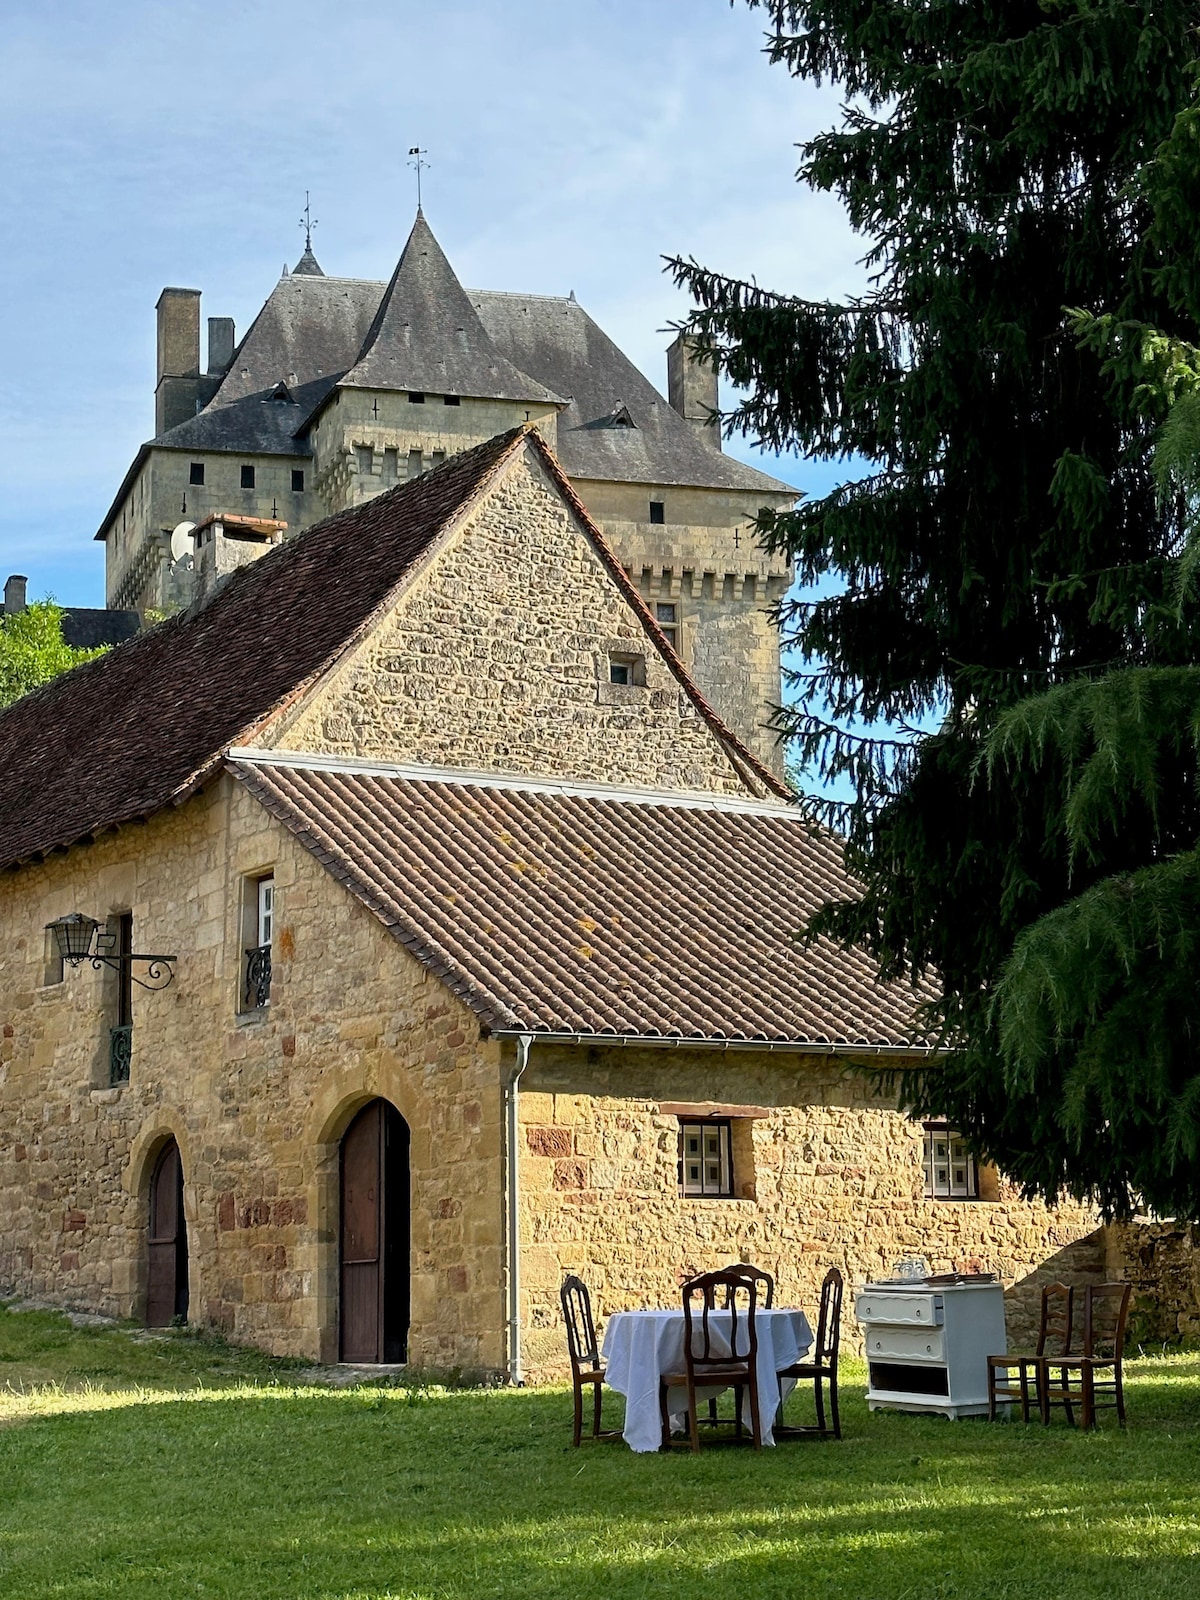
[[683, 1270, 759, 1372], [1037, 1282, 1074, 1358], [1084, 1282, 1132, 1362], [724, 1264, 775, 1308], [813, 1267, 844, 1366], [560, 1274, 600, 1373]]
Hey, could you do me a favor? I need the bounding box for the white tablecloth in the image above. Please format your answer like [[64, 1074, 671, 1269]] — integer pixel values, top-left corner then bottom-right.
[[601, 1307, 814, 1452]]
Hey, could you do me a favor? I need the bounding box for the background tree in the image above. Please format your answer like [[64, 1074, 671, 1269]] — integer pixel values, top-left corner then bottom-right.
[[670, 0, 1200, 1216], [0, 600, 107, 709]]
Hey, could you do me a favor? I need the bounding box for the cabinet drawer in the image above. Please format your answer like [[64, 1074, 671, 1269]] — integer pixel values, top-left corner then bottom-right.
[[865, 1325, 945, 1363], [854, 1292, 943, 1327]]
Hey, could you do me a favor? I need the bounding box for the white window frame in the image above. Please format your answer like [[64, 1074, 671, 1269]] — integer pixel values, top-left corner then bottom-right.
[[257, 875, 274, 949], [679, 1120, 733, 1198], [923, 1125, 979, 1200]]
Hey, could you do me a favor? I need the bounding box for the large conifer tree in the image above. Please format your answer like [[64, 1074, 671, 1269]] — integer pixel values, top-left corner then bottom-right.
[[671, 1, 1200, 1217]]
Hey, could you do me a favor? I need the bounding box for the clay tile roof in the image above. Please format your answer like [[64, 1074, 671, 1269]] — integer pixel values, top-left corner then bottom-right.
[[232, 757, 930, 1049], [0, 429, 529, 871]]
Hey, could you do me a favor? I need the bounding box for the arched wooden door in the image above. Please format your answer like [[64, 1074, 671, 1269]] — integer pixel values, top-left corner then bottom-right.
[[147, 1139, 188, 1326], [340, 1100, 410, 1362]]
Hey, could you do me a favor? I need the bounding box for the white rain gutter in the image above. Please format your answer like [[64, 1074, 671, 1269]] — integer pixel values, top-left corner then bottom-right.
[[490, 1029, 938, 1058], [503, 1033, 534, 1387]]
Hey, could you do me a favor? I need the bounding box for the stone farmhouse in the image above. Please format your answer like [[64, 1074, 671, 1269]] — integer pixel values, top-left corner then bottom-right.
[[0, 423, 1105, 1377], [96, 212, 797, 776]]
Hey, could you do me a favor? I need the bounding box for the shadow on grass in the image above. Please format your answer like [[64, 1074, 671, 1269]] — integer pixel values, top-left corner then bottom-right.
[[1, 1357, 1199, 1600]]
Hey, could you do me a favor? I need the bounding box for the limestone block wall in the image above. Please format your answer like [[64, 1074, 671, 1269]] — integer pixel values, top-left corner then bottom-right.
[[106, 450, 313, 613], [0, 776, 506, 1372], [514, 1044, 1102, 1382], [577, 478, 796, 774], [273, 446, 754, 796], [1104, 1221, 1200, 1345]]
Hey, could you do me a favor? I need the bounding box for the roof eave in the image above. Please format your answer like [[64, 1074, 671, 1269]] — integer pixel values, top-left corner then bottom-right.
[[485, 1027, 940, 1057]]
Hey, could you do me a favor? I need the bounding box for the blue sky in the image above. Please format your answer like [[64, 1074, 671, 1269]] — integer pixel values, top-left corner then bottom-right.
[[0, 0, 867, 610]]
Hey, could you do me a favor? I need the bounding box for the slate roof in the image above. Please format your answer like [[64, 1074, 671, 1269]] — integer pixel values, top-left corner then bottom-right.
[[231, 756, 927, 1049], [61, 608, 140, 650], [1, 428, 781, 873], [101, 214, 790, 534], [336, 212, 561, 406], [472, 291, 789, 495]]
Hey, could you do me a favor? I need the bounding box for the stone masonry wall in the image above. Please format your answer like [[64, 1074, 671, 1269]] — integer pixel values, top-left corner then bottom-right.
[[515, 1044, 1103, 1382], [273, 443, 755, 796], [0, 776, 506, 1372]]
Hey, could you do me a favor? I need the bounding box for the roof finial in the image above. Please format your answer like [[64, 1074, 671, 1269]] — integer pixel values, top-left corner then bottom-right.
[[299, 190, 318, 252], [408, 148, 429, 211]]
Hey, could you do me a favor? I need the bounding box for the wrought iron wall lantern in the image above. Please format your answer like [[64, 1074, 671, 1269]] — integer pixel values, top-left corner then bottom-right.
[[46, 913, 177, 991]]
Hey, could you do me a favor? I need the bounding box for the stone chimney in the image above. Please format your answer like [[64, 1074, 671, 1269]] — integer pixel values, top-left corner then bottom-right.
[[667, 333, 721, 451], [155, 287, 202, 435], [208, 316, 236, 376], [3, 574, 28, 614]]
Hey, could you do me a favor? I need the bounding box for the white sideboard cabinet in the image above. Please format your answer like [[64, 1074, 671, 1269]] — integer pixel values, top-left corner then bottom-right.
[[854, 1278, 1007, 1419]]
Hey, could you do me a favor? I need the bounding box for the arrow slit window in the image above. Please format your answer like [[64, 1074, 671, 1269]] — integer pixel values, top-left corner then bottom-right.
[[678, 1119, 733, 1198]]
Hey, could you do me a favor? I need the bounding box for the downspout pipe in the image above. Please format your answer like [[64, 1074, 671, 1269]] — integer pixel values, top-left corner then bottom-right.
[[504, 1033, 533, 1387]]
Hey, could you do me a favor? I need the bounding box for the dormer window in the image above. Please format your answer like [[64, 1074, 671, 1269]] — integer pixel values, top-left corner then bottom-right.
[[408, 392, 426, 404]]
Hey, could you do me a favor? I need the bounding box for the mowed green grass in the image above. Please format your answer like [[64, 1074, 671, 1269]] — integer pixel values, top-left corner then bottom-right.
[[2, 1305, 1199, 1599]]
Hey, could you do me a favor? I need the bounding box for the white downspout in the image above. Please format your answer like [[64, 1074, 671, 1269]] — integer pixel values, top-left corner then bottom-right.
[[504, 1033, 533, 1387]]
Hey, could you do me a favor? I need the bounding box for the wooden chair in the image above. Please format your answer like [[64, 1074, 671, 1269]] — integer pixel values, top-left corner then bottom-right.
[[986, 1282, 1073, 1422], [702, 1264, 775, 1428], [774, 1267, 844, 1440], [660, 1269, 764, 1452], [560, 1275, 620, 1446], [1041, 1282, 1132, 1429]]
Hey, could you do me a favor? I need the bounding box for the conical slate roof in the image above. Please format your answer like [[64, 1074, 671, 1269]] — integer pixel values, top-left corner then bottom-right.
[[339, 211, 562, 404], [292, 244, 325, 276]]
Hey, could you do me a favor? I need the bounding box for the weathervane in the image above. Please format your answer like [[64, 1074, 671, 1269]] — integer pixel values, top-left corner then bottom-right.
[[408, 148, 429, 209], [299, 191, 318, 252]]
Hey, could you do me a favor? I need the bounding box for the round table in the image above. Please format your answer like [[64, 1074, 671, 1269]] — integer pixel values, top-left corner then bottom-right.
[[601, 1306, 814, 1452]]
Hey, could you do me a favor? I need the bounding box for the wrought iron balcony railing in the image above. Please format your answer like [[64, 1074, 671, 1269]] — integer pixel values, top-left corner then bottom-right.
[[109, 1024, 132, 1086], [244, 944, 272, 1010]]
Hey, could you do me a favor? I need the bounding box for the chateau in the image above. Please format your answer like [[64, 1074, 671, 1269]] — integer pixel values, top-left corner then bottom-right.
[[96, 214, 797, 772], [0, 417, 1112, 1377]]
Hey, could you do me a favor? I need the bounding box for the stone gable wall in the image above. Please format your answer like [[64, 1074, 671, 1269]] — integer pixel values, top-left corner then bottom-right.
[[272, 445, 752, 796], [514, 1044, 1104, 1382], [0, 777, 505, 1372]]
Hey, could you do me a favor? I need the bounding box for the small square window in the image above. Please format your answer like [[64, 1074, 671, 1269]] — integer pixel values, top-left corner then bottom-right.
[[408, 392, 425, 404], [649, 501, 665, 524], [240, 464, 256, 489], [678, 1120, 733, 1198], [922, 1125, 979, 1200], [608, 653, 645, 687], [291, 469, 305, 492], [189, 462, 205, 486], [443, 394, 460, 406]]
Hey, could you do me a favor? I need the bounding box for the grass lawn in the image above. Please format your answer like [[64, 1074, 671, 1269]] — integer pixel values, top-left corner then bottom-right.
[[2, 1304, 1199, 1599]]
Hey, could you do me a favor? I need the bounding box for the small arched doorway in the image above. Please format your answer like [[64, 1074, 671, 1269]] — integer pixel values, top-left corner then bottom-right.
[[340, 1099, 411, 1362], [146, 1138, 188, 1326]]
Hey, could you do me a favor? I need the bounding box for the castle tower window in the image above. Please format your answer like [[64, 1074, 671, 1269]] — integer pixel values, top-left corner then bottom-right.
[[291, 469, 305, 492], [407, 449, 423, 479], [407, 392, 426, 404], [188, 462, 205, 486], [240, 465, 256, 489], [443, 394, 460, 406], [649, 501, 665, 524], [656, 603, 679, 650]]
